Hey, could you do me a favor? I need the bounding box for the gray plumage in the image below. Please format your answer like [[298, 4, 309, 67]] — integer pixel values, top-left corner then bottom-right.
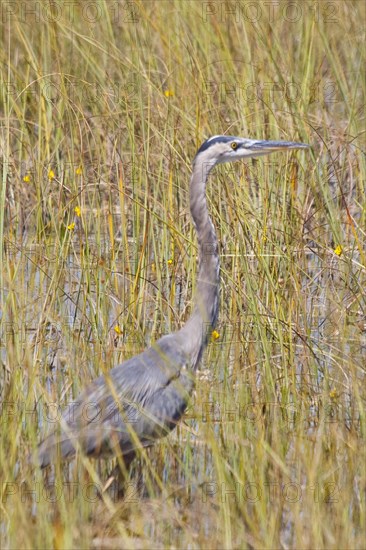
[[37, 135, 309, 468]]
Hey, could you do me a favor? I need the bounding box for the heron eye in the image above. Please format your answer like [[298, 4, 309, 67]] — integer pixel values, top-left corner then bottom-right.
[[231, 142, 238, 150]]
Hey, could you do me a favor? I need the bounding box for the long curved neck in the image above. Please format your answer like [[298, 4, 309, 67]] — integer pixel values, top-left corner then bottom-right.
[[178, 159, 220, 369]]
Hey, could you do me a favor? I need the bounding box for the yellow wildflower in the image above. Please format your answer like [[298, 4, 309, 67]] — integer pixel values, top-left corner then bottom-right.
[[211, 330, 220, 342], [329, 388, 339, 400], [23, 174, 31, 183], [48, 169, 55, 181], [334, 245, 343, 256], [76, 166, 83, 175], [67, 222, 75, 231], [74, 206, 81, 217], [167, 258, 173, 265], [114, 325, 123, 335], [164, 89, 174, 97]]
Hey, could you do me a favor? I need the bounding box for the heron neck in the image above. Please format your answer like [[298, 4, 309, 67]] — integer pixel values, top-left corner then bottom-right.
[[178, 160, 220, 369]]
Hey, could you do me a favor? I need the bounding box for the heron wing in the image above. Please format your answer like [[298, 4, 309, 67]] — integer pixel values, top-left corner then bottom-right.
[[37, 334, 194, 467]]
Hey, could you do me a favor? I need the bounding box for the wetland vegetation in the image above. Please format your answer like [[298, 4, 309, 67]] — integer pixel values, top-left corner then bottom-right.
[[0, 1, 365, 548]]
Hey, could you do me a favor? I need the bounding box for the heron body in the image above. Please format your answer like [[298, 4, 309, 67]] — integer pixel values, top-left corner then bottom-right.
[[37, 136, 309, 468]]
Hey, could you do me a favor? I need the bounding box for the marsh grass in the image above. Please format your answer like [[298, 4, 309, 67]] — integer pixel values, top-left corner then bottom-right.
[[0, 1, 365, 548]]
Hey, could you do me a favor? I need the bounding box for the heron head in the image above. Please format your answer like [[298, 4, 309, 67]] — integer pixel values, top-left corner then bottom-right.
[[194, 135, 310, 167]]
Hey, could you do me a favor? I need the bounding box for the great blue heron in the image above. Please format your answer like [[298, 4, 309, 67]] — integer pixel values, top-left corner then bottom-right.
[[37, 135, 309, 469]]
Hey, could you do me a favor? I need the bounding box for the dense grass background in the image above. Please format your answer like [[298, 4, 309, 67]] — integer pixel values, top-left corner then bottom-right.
[[1, 1, 365, 548]]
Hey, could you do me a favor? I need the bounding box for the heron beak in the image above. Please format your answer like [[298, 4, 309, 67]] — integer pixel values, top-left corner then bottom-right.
[[246, 140, 310, 153]]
